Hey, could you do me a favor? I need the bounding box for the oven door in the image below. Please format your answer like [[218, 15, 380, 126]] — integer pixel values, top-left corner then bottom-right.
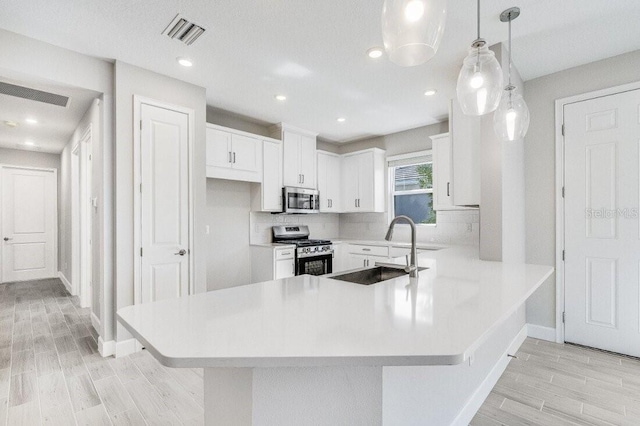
[[296, 253, 332, 276], [284, 187, 319, 213]]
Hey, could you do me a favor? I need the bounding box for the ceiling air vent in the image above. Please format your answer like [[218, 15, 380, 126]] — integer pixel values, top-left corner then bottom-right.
[[0, 81, 69, 107], [163, 14, 206, 46]]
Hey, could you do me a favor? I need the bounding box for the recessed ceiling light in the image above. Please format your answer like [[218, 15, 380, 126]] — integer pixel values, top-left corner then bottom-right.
[[367, 47, 384, 59], [274, 95, 287, 101], [25, 118, 38, 124], [337, 117, 346, 123], [24, 140, 35, 146], [177, 57, 193, 67], [424, 89, 437, 96]]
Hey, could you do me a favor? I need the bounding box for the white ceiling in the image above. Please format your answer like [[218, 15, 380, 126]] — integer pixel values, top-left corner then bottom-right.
[[0, 0, 639, 143], [0, 73, 99, 153]]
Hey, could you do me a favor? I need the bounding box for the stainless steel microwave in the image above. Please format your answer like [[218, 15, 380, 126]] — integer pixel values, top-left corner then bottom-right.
[[283, 187, 320, 214]]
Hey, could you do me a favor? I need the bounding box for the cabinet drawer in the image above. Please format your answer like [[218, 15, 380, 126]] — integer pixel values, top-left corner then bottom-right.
[[275, 248, 295, 260], [347, 244, 388, 257]]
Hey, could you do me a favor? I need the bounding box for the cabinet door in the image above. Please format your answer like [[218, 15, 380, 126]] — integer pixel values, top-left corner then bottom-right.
[[317, 152, 330, 212], [326, 154, 342, 212], [206, 127, 232, 168], [298, 134, 316, 188], [263, 140, 283, 211], [347, 254, 369, 270], [357, 152, 375, 211], [282, 131, 301, 187], [231, 134, 261, 173], [341, 155, 360, 212], [275, 259, 295, 279], [432, 135, 453, 210], [450, 99, 480, 206]]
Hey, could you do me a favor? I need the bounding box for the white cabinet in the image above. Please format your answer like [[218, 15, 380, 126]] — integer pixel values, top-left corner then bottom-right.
[[251, 139, 283, 212], [345, 244, 389, 270], [449, 99, 480, 206], [206, 124, 262, 182], [317, 151, 342, 212], [341, 149, 386, 213], [431, 133, 453, 210], [251, 246, 295, 283], [271, 123, 317, 189]]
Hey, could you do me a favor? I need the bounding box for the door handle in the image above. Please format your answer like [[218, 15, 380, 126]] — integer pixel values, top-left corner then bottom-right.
[[228, 152, 232, 163], [355, 199, 357, 208], [3, 237, 12, 241], [447, 182, 450, 197], [174, 249, 187, 256], [302, 174, 305, 184], [233, 152, 236, 164]]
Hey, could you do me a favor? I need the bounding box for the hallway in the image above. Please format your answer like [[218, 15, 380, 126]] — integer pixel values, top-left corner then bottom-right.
[[0, 279, 204, 425]]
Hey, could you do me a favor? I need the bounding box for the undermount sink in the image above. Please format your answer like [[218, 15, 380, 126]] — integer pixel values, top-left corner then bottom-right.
[[329, 265, 427, 286]]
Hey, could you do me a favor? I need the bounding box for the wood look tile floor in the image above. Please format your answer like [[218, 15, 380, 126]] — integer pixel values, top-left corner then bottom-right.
[[471, 338, 640, 426], [0, 279, 204, 426]]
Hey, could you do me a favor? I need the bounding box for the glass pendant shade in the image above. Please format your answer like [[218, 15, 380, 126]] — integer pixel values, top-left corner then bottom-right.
[[382, 0, 447, 67], [494, 86, 530, 141], [456, 44, 503, 116]]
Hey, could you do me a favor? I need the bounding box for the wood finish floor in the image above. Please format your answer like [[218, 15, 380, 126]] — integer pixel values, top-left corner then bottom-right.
[[471, 337, 640, 426], [0, 278, 204, 425]]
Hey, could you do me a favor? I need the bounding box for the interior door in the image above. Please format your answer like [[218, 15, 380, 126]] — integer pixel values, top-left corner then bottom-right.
[[1, 166, 56, 282], [140, 103, 190, 304], [564, 88, 640, 357], [231, 134, 260, 173]]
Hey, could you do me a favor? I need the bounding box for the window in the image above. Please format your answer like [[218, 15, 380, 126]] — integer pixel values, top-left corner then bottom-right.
[[388, 152, 436, 225]]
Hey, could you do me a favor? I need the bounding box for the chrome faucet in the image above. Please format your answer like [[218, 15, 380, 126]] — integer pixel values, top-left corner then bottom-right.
[[385, 215, 419, 278]]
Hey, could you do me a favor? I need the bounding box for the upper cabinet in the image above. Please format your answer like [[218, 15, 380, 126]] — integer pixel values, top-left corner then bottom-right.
[[317, 151, 341, 212], [449, 99, 480, 206], [251, 138, 283, 212], [206, 124, 262, 182], [341, 148, 385, 213], [270, 123, 317, 189], [431, 133, 453, 210]]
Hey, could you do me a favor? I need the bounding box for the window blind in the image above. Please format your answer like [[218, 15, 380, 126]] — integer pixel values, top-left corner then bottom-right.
[[387, 153, 432, 168]]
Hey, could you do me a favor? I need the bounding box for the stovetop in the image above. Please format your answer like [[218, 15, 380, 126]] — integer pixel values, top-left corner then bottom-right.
[[275, 238, 332, 247]]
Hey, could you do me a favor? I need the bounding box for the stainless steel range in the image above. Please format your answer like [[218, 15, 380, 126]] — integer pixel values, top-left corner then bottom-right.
[[272, 225, 333, 276]]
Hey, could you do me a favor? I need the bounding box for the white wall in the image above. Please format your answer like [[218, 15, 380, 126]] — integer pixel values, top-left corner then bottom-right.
[[524, 49, 640, 328], [114, 61, 207, 342], [0, 29, 115, 342], [250, 212, 340, 245]]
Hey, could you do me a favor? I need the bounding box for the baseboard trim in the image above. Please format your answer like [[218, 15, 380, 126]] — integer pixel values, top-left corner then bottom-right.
[[98, 337, 115, 357], [90, 312, 101, 334], [115, 338, 143, 358], [527, 323, 556, 342], [452, 324, 528, 426], [58, 271, 72, 294]]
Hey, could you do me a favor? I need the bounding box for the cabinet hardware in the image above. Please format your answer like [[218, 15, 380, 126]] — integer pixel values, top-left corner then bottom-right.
[[282, 252, 291, 256], [507, 354, 518, 359], [292, 263, 295, 274], [4, 237, 12, 241], [447, 182, 450, 197], [302, 174, 305, 184], [174, 249, 187, 256], [362, 248, 371, 252], [140, 247, 143, 257], [233, 152, 236, 163], [228, 152, 232, 163], [562, 312, 566, 323]]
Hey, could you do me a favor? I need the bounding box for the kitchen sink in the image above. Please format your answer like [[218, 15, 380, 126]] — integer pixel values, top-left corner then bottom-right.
[[329, 265, 427, 285]]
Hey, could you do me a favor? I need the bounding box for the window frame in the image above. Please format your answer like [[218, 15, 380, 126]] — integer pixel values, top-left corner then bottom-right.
[[387, 150, 437, 227]]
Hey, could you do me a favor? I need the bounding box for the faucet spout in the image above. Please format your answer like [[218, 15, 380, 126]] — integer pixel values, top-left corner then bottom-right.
[[385, 215, 419, 278]]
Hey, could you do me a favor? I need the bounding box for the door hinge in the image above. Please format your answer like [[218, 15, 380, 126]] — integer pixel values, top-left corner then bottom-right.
[[562, 250, 565, 261], [562, 312, 566, 323], [561, 124, 565, 136], [140, 247, 143, 257]]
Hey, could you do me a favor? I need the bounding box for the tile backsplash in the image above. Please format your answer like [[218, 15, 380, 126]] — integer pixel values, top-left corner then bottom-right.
[[250, 210, 479, 246]]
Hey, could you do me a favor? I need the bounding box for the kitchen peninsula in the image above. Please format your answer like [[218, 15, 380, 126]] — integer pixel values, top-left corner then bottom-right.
[[118, 246, 553, 425]]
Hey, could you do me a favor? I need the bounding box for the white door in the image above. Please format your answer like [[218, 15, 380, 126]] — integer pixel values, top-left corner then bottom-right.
[[1, 166, 56, 282], [564, 88, 640, 357], [140, 103, 190, 303], [231, 134, 260, 173], [282, 131, 301, 187], [206, 127, 232, 169]]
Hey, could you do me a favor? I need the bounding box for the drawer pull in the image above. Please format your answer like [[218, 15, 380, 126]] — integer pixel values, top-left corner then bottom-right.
[[362, 248, 371, 252]]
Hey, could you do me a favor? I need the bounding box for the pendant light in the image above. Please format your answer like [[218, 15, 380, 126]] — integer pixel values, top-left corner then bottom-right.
[[456, 0, 503, 116], [382, 0, 447, 67], [494, 7, 530, 141]]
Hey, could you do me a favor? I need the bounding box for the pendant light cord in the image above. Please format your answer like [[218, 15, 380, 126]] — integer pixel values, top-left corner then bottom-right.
[[508, 13, 512, 87], [476, 0, 480, 40]]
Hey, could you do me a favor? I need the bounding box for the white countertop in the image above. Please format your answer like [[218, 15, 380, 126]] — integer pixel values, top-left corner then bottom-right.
[[334, 239, 448, 251], [249, 242, 296, 248], [117, 246, 553, 369]]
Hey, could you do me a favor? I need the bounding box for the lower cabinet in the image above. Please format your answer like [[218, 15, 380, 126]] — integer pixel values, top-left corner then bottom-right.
[[347, 254, 388, 270], [251, 246, 296, 283]]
